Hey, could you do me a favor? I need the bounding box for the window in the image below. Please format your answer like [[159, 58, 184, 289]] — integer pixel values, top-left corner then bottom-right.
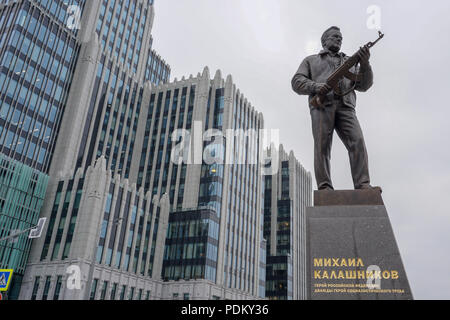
[[42, 276, 52, 300], [6, 78, 17, 97], [90, 279, 98, 300], [110, 283, 118, 300], [37, 148, 46, 165], [100, 281, 108, 300], [31, 276, 40, 300], [183, 293, 190, 300], [128, 287, 135, 300], [0, 103, 10, 120], [52, 276, 62, 300], [120, 285, 126, 300]]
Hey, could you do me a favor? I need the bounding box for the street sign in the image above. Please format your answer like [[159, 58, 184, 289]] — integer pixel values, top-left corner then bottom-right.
[[0, 269, 13, 292], [29, 218, 47, 239]]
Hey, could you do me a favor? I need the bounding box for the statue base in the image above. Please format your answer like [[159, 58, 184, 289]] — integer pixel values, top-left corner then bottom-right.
[[306, 188, 413, 300]]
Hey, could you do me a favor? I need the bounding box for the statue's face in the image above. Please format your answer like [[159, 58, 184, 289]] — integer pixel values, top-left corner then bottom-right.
[[324, 30, 343, 53]]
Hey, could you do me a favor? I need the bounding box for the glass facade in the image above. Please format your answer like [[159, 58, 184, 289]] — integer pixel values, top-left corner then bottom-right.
[[155, 78, 265, 298], [0, 0, 83, 300], [144, 47, 170, 85], [96, 0, 146, 73], [264, 161, 294, 300], [265, 255, 292, 300], [75, 56, 145, 176], [0, 0, 82, 173], [95, 0, 169, 82], [0, 153, 49, 299], [40, 177, 84, 262], [277, 199, 292, 255], [138, 85, 195, 201], [163, 208, 219, 282], [76, 0, 169, 175], [222, 91, 262, 295], [263, 155, 312, 300]]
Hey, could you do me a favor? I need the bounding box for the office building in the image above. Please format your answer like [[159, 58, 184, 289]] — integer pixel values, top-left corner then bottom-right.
[[16, 0, 268, 300], [0, 0, 86, 298], [154, 68, 266, 299], [263, 145, 312, 300], [0, 153, 48, 299], [2, 0, 309, 301], [20, 65, 268, 300], [0, 0, 169, 299]]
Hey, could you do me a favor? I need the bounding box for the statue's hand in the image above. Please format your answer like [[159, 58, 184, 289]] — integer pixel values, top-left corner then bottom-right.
[[314, 83, 332, 96], [358, 46, 371, 66]]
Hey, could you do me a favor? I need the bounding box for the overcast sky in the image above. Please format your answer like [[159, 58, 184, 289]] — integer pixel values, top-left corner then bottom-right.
[[152, 0, 450, 299]]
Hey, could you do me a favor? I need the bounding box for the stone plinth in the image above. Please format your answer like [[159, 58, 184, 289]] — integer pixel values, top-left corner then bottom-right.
[[306, 189, 413, 300]]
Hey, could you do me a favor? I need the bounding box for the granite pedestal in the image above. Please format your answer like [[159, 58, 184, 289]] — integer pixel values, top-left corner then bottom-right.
[[306, 188, 413, 300]]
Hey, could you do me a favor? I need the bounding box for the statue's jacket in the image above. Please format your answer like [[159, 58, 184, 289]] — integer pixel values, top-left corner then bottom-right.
[[292, 49, 373, 109]]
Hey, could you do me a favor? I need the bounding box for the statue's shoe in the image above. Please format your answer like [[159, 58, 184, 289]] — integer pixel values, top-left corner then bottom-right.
[[358, 185, 382, 193]]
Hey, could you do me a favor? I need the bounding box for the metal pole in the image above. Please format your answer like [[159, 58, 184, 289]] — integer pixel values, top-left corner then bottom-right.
[[0, 226, 36, 243]]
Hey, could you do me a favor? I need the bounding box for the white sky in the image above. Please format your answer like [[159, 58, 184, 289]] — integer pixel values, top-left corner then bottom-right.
[[152, 0, 450, 299]]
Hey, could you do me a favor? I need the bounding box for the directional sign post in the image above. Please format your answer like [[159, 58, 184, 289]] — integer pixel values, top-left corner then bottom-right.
[[29, 218, 47, 239], [0, 218, 47, 243]]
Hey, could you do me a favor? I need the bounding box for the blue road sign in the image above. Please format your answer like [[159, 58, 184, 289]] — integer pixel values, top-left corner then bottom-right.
[[0, 270, 13, 292]]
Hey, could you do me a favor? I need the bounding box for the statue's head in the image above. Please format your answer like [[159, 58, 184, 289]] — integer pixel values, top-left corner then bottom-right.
[[321, 26, 342, 53]]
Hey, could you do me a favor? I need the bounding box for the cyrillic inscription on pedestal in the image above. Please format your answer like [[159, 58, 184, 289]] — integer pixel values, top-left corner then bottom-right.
[[306, 189, 413, 300]]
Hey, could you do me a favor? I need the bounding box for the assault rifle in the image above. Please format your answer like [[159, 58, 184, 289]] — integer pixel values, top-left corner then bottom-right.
[[311, 31, 385, 108]]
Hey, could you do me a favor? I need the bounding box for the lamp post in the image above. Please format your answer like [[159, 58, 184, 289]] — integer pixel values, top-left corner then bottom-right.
[[0, 218, 47, 243]]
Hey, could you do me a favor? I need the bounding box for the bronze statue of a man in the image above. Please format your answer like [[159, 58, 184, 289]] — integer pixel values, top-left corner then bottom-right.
[[292, 26, 375, 191]]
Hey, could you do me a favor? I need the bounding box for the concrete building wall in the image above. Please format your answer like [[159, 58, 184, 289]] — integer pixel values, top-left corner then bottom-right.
[[141, 68, 265, 299], [22, 0, 172, 300], [20, 157, 171, 300]]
